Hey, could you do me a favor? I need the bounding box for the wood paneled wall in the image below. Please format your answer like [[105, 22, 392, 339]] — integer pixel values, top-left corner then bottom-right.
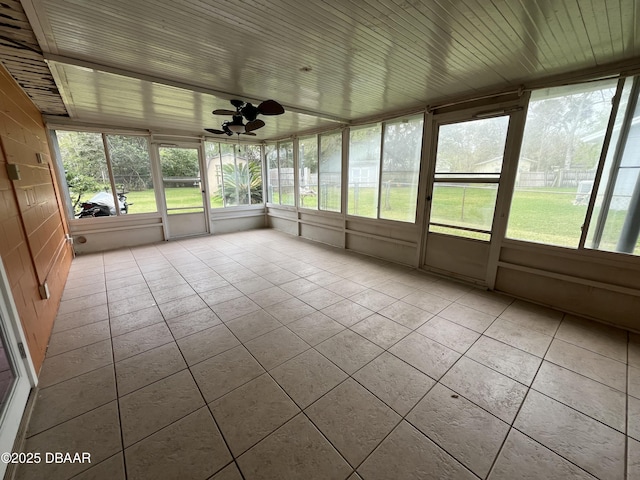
[[0, 63, 72, 373]]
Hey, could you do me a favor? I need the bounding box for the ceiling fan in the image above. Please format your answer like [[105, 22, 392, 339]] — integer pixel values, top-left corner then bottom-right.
[[205, 98, 285, 136]]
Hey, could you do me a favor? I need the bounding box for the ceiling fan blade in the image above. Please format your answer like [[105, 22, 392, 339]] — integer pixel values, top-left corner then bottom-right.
[[230, 99, 245, 109], [212, 109, 236, 115], [204, 128, 226, 134], [257, 99, 285, 115], [241, 131, 257, 136], [245, 119, 265, 132], [241, 103, 259, 122]]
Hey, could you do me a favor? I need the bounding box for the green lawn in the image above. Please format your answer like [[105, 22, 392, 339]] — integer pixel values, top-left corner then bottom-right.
[[76, 185, 638, 254]]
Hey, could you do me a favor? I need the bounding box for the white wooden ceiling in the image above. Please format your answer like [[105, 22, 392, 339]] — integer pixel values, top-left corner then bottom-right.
[[18, 0, 640, 139]]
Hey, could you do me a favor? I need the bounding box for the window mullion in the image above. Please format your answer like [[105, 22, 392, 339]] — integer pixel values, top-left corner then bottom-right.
[[101, 133, 121, 215], [585, 76, 639, 249]]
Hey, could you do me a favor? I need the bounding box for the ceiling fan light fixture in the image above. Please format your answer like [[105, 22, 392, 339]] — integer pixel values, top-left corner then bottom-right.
[[227, 123, 245, 133]]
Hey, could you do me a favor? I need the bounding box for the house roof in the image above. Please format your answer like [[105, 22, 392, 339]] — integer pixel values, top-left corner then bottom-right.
[[5, 1, 640, 139]]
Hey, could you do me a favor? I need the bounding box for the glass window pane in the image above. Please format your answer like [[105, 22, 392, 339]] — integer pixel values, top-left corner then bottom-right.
[[159, 147, 203, 214], [380, 116, 423, 222], [106, 135, 157, 214], [57, 131, 114, 219], [266, 144, 279, 203], [430, 183, 498, 232], [319, 132, 342, 212], [348, 125, 381, 218], [279, 142, 295, 206], [205, 142, 224, 209], [220, 144, 241, 206], [436, 117, 509, 174], [243, 144, 264, 205], [506, 80, 617, 247], [299, 136, 318, 209], [587, 77, 640, 255]]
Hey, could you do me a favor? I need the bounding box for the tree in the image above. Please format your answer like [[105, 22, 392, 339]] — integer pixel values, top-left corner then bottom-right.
[[216, 161, 263, 205]]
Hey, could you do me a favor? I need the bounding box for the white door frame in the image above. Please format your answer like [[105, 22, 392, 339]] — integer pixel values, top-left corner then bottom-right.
[[154, 141, 211, 239], [0, 258, 37, 478]]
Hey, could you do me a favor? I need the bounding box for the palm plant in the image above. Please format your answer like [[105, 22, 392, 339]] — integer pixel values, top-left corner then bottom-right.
[[217, 161, 263, 205]]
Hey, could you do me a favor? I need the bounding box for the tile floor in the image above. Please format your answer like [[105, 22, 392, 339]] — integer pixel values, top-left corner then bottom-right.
[[14, 229, 640, 480]]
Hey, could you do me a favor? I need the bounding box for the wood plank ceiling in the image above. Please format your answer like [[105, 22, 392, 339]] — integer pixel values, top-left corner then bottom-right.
[[6, 0, 640, 139]]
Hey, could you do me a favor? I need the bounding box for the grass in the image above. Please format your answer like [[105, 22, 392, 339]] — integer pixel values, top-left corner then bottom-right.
[[77, 185, 639, 253]]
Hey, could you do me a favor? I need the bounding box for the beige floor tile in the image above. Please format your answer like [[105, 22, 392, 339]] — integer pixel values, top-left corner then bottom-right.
[[456, 291, 512, 316], [262, 269, 300, 285], [514, 390, 625, 480], [188, 275, 230, 293], [145, 273, 186, 291], [630, 333, 640, 368], [119, 369, 204, 446], [157, 294, 208, 320], [321, 299, 373, 327], [402, 290, 452, 314], [210, 374, 300, 456], [280, 278, 318, 296], [16, 402, 121, 480], [421, 278, 472, 300], [71, 453, 125, 480], [351, 313, 411, 349], [438, 303, 496, 333], [371, 279, 416, 299], [107, 282, 151, 303], [264, 297, 317, 324], [165, 307, 222, 339], [630, 396, 640, 441], [353, 352, 435, 415], [489, 429, 597, 480], [325, 278, 369, 297], [629, 438, 640, 480], [177, 323, 240, 365], [151, 283, 197, 304], [407, 383, 509, 478], [108, 291, 157, 317], [498, 299, 562, 336], [532, 361, 626, 431], [191, 345, 265, 402], [58, 291, 107, 316], [199, 284, 244, 307], [441, 357, 527, 423], [630, 365, 640, 399], [112, 322, 174, 362], [38, 339, 113, 388], [305, 379, 400, 466], [211, 296, 262, 322], [109, 306, 164, 337], [211, 463, 243, 480], [485, 318, 552, 357], [546, 338, 627, 392], [125, 407, 231, 480], [46, 320, 111, 357], [271, 349, 348, 408], [237, 414, 351, 480], [53, 304, 109, 334], [244, 326, 310, 369], [115, 343, 187, 396], [555, 315, 628, 362], [225, 309, 283, 342], [233, 277, 275, 295], [106, 273, 147, 291], [306, 270, 343, 286], [417, 316, 480, 353], [357, 421, 476, 480], [28, 364, 116, 436], [465, 335, 542, 385], [352, 289, 400, 312], [288, 312, 345, 346], [389, 332, 460, 380], [378, 301, 432, 329], [298, 287, 344, 310], [248, 286, 293, 307], [316, 330, 383, 374]]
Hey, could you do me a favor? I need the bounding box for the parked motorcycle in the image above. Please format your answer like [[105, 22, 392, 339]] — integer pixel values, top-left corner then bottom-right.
[[77, 191, 132, 218]]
